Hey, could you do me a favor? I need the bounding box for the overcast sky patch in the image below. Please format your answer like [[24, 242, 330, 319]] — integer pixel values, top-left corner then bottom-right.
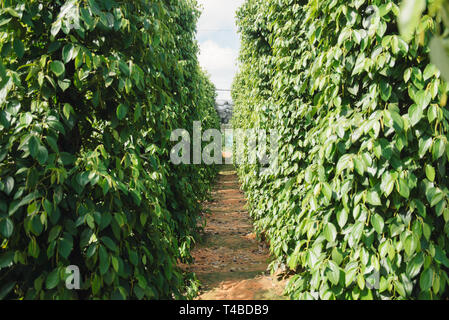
[[196, 0, 245, 100]]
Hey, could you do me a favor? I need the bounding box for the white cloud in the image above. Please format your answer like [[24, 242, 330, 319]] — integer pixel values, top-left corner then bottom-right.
[[197, 0, 244, 33], [196, 0, 245, 99], [199, 40, 238, 98]]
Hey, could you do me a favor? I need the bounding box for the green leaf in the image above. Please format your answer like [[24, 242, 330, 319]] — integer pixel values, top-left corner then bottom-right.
[[112, 286, 128, 300], [322, 182, 332, 201], [432, 138, 446, 160], [353, 157, 365, 175], [381, 172, 396, 197], [367, 190, 381, 206], [63, 103, 73, 120], [13, 38, 25, 58], [428, 105, 439, 123], [4, 177, 14, 196], [43, 199, 53, 216], [345, 265, 357, 287], [46, 136, 59, 153], [102, 236, 118, 252], [430, 191, 444, 207], [337, 209, 348, 228], [327, 261, 340, 286], [423, 222, 432, 240], [371, 214, 384, 234], [404, 68, 412, 82], [0, 61, 7, 83], [58, 234, 73, 259], [404, 234, 418, 256], [62, 44, 75, 63], [424, 64, 439, 80], [390, 111, 404, 132], [425, 165, 435, 182], [394, 280, 407, 297], [0, 251, 14, 270], [58, 79, 71, 91], [92, 274, 101, 295], [48, 226, 62, 243], [357, 273, 365, 290], [37, 145, 48, 165], [406, 253, 424, 278], [28, 135, 40, 158], [0, 282, 16, 300], [30, 214, 43, 236], [434, 246, 449, 268], [420, 268, 433, 291], [397, 178, 410, 199], [51, 20, 62, 37], [408, 104, 423, 126], [45, 268, 60, 290], [380, 80, 392, 101], [419, 137, 433, 158], [50, 61, 65, 77], [111, 256, 119, 272], [0, 218, 14, 238], [129, 249, 138, 266], [28, 238, 40, 258], [117, 104, 128, 120], [119, 60, 130, 76], [99, 245, 109, 275], [9, 191, 40, 216], [0, 18, 12, 28], [324, 223, 337, 242]]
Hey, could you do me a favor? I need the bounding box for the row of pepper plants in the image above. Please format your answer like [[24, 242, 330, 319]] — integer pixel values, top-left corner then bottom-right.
[[0, 0, 220, 299], [233, 0, 449, 299]]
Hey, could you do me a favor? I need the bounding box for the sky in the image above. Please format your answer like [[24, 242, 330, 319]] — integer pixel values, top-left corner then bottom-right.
[[196, 0, 245, 100]]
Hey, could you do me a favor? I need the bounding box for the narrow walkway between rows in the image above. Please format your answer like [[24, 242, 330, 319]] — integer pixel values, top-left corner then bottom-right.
[[184, 164, 288, 300]]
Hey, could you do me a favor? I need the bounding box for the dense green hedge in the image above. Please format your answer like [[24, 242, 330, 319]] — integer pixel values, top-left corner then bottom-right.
[[0, 0, 219, 299], [233, 0, 449, 299]]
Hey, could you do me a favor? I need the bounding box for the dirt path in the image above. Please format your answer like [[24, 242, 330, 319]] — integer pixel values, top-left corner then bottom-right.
[[183, 164, 288, 300]]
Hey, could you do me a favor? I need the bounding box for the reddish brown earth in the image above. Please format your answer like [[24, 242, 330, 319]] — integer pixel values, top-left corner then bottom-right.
[[182, 164, 288, 300]]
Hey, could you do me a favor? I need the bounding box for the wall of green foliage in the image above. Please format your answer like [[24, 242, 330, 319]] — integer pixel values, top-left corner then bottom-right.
[[0, 0, 219, 299], [233, 0, 449, 299]]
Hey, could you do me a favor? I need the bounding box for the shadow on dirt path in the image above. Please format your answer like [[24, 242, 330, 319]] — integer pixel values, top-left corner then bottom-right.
[[183, 164, 289, 300]]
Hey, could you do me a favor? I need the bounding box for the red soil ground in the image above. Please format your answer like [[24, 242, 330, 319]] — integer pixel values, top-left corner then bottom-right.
[[182, 165, 289, 300]]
